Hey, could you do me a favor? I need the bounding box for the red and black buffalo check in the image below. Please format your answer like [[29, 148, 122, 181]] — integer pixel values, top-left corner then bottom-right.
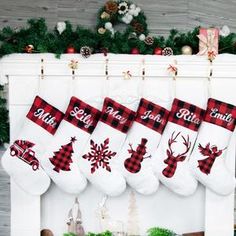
[[26, 96, 64, 135], [135, 98, 169, 134], [64, 96, 101, 134], [124, 138, 149, 174], [168, 98, 205, 131], [100, 97, 136, 133], [49, 137, 76, 173], [204, 98, 236, 132]]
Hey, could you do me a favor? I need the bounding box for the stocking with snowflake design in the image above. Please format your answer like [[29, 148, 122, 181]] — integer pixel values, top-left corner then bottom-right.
[[116, 98, 169, 195], [38, 96, 101, 194], [189, 98, 236, 195], [79, 97, 136, 196], [1, 96, 64, 195], [152, 98, 205, 196]]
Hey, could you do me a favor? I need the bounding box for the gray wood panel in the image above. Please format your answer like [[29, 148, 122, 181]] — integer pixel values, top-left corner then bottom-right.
[[0, 1, 236, 235], [0, 149, 10, 236], [0, 0, 236, 35]]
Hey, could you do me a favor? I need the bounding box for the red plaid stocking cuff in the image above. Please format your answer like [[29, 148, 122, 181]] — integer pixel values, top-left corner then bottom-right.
[[168, 98, 205, 131], [26, 96, 64, 135], [135, 98, 169, 134], [100, 97, 136, 133], [204, 98, 236, 131], [64, 96, 102, 134]]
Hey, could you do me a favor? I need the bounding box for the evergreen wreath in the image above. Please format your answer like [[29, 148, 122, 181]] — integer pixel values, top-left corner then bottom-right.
[[96, 1, 148, 39]]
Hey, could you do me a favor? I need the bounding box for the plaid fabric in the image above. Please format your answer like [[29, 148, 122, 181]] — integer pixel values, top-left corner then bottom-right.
[[64, 96, 101, 134], [168, 98, 205, 131], [135, 98, 169, 134], [197, 142, 226, 175], [198, 156, 216, 175], [204, 98, 236, 131], [49, 137, 76, 173], [124, 138, 149, 173], [100, 97, 136, 133], [26, 96, 64, 135], [162, 156, 186, 178]]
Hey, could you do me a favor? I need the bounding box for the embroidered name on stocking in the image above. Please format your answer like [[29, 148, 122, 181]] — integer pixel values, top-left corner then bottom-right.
[[135, 98, 169, 133], [26, 96, 64, 135], [204, 98, 236, 131], [100, 97, 136, 133], [64, 97, 101, 134], [168, 98, 205, 131]]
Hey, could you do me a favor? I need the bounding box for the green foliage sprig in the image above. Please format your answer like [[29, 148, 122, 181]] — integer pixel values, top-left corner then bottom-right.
[[147, 227, 177, 236], [0, 85, 9, 145], [63, 233, 77, 236], [86, 230, 113, 236], [63, 231, 112, 236]]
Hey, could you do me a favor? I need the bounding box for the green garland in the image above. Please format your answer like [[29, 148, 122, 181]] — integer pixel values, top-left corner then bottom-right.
[[0, 18, 236, 57]]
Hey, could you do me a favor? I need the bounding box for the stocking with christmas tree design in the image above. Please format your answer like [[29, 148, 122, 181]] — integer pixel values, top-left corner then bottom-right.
[[38, 96, 101, 194], [189, 98, 236, 195], [1, 96, 64, 195], [78, 97, 136, 196]]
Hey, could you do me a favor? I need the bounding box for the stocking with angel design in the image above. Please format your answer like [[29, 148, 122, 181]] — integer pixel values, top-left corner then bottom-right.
[[189, 98, 236, 195]]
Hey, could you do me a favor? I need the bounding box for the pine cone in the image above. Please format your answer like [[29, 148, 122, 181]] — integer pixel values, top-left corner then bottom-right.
[[105, 1, 118, 14], [80, 46, 92, 58], [144, 36, 154, 45], [131, 20, 144, 33], [162, 47, 173, 56]]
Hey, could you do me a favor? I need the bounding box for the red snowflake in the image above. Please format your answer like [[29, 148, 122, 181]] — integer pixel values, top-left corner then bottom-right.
[[82, 138, 116, 174]]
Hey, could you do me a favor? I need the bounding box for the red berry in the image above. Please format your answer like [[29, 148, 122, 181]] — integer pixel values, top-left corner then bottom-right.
[[66, 46, 76, 53], [131, 48, 140, 54], [153, 47, 162, 55]]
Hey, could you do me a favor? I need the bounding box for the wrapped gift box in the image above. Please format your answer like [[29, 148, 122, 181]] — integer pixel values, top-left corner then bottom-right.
[[198, 28, 219, 56]]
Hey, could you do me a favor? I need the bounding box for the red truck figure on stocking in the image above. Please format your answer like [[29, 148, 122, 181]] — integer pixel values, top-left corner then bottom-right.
[[124, 138, 151, 173], [10, 140, 39, 171]]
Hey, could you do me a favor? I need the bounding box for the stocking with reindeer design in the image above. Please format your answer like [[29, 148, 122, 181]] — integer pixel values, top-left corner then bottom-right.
[[152, 98, 205, 196], [189, 98, 236, 195]]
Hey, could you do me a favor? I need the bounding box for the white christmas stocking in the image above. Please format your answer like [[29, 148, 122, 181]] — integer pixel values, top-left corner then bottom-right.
[[189, 98, 236, 195], [117, 98, 169, 195], [1, 96, 64, 195], [39, 96, 101, 194], [78, 97, 136, 196], [153, 98, 205, 196]]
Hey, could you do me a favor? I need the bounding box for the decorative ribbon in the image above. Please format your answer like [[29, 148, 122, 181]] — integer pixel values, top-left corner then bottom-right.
[[68, 59, 79, 70], [123, 70, 132, 80], [208, 50, 216, 62], [167, 64, 178, 76]]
